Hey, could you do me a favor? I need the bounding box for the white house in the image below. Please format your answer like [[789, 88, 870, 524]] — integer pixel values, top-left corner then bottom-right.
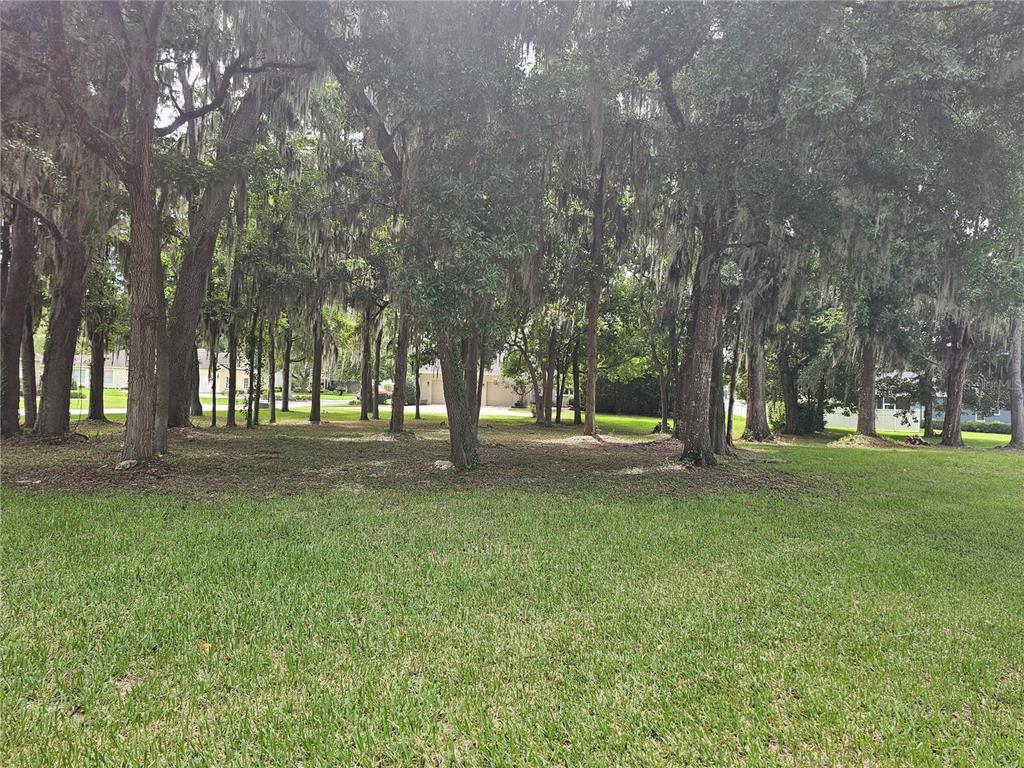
[[417, 360, 520, 407]]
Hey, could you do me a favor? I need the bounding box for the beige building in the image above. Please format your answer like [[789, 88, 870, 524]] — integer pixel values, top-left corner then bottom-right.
[[417, 362, 521, 407]]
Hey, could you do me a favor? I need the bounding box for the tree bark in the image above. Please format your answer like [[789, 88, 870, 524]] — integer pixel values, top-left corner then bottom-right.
[[360, 304, 372, 421], [190, 344, 203, 416], [226, 320, 238, 428], [414, 336, 421, 420], [572, 336, 582, 425], [555, 359, 566, 424], [778, 332, 801, 435], [743, 322, 772, 441], [678, 224, 723, 466], [254, 316, 264, 426], [583, 159, 606, 436], [389, 304, 410, 433], [438, 334, 479, 469], [281, 325, 292, 412], [1, 205, 34, 436], [940, 318, 975, 448], [1008, 309, 1023, 449], [726, 318, 741, 446], [710, 311, 728, 456], [372, 324, 383, 420], [310, 309, 323, 424], [245, 306, 257, 429], [88, 327, 106, 421], [21, 303, 37, 431], [268, 316, 276, 424], [856, 332, 877, 437], [166, 85, 275, 427]]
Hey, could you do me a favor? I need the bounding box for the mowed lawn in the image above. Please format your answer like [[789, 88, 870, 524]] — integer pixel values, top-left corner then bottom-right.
[[2, 411, 1022, 766]]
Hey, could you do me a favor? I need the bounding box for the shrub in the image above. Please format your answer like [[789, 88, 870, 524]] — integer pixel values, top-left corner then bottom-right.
[[934, 420, 1011, 435], [594, 375, 661, 417]]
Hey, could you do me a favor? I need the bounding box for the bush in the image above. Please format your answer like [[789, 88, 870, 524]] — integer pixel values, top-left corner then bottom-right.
[[594, 374, 661, 417], [934, 420, 1011, 435], [69, 387, 86, 399]]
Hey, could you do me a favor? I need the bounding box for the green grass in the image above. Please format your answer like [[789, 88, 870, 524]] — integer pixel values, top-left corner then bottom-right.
[[2, 413, 1022, 766]]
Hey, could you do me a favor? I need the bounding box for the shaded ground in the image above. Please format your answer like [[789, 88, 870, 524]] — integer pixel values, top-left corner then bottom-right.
[[1, 413, 807, 499]]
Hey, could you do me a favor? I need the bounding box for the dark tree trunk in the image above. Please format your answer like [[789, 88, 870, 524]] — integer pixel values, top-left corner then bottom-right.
[[245, 306, 258, 428], [678, 223, 723, 466], [414, 336, 421, 420], [726, 318, 741, 446], [360, 304, 372, 421], [372, 324, 383, 420], [310, 310, 323, 424], [166, 85, 274, 427], [778, 332, 801, 435], [542, 323, 557, 426], [856, 332, 877, 437], [1009, 309, 1023, 449], [1, 205, 34, 436], [476, 343, 486, 427], [36, 240, 90, 437], [710, 311, 728, 456], [21, 303, 37, 431], [153, 286, 171, 454], [190, 344, 203, 417], [555, 360, 566, 425], [572, 336, 582, 425], [940, 319, 975, 448], [438, 334, 479, 469], [583, 159, 606, 436], [389, 305, 410, 433], [281, 325, 292, 412], [254, 317, 264, 426], [88, 328, 106, 421], [744, 322, 772, 441], [673, 314, 686, 440], [208, 332, 219, 427], [226, 321, 238, 428], [268, 316, 276, 424]]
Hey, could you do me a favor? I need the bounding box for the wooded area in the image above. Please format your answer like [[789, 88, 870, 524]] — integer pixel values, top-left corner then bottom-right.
[[2, 1, 1023, 468]]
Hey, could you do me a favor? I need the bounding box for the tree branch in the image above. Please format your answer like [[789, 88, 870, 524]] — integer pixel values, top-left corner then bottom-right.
[[153, 52, 253, 136], [0, 189, 64, 243]]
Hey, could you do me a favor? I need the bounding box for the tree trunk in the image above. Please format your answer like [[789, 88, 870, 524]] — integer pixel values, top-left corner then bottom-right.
[[1, 205, 34, 436], [744, 323, 772, 441], [475, 342, 486, 427], [438, 335, 478, 469], [542, 323, 557, 426], [208, 332, 219, 427], [1008, 309, 1023, 449], [310, 310, 323, 424], [268, 316, 277, 424], [856, 332, 877, 437], [940, 318, 975, 448], [21, 303, 37, 431], [226, 321, 238, 427], [190, 344, 203, 417], [245, 307, 258, 429], [572, 337, 582, 425], [678, 226, 723, 466], [36, 239, 91, 437], [372, 324, 383, 420], [88, 327, 106, 421], [710, 315, 728, 456], [555, 361, 566, 425], [414, 336, 421, 420], [583, 159, 606, 436], [389, 305, 410, 433], [360, 304, 372, 421], [154, 326, 170, 454], [281, 326, 291, 412], [166, 85, 273, 427], [726, 318, 741, 446], [778, 333, 801, 435], [254, 317, 264, 426]]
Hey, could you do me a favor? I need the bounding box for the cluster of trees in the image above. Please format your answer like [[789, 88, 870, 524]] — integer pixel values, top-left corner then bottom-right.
[[2, 1, 1022, 468]]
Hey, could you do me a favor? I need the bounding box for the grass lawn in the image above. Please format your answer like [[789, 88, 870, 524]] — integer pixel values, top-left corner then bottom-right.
[[2, 412, 1022, 766]]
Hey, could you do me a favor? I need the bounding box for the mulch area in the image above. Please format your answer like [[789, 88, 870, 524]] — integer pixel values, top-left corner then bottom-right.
[[1, 418, 815, 500]]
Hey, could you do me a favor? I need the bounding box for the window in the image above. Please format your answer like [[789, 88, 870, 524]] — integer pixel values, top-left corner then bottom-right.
[[104, 370, 114, 386]]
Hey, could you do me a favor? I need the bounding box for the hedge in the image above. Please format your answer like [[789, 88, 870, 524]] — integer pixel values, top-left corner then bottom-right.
[[934, 420, 1012, 435]]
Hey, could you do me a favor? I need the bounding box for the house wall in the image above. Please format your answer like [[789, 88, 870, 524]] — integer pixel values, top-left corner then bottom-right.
[[416, 371, 518, 407]]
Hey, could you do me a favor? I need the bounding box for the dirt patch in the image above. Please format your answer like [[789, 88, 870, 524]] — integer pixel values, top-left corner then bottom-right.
[[827, 434, 899, 450], [1, 418, 822, 500]]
